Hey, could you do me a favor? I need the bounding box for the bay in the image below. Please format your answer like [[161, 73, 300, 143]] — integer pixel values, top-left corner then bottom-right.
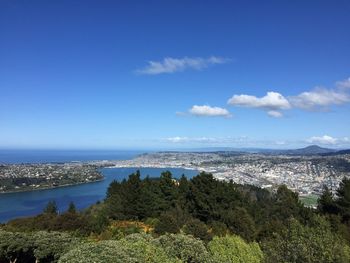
[[0, 167, 198, 223]]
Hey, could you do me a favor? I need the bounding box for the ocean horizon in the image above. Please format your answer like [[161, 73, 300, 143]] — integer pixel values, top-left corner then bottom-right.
[[0, 149, 148, 164]]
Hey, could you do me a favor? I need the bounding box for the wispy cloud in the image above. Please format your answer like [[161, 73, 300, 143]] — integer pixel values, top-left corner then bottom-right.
[[289, 87, 350, 111], [306, 135, 350, 146], [164, 136, 253, 145], [227, 91, 290, 117], [164, 135, 350, 148], [189, 105, 232, 118], [267, 110, 283, 118], [136, 56, 230, 75], [165, 136, 219, 143], [336, 77, 350, 90], [307, 135, 338, 145]]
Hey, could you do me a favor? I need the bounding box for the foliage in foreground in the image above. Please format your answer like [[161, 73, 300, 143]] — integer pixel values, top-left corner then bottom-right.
[[262, 217, 350, 263], [59, 236, 178, 263], [0, 230, 264, 263], [3, 172, 350, 262], [208, 235, 263, 263], [59, 233, 264, 263], [0, 230, 80, 263]]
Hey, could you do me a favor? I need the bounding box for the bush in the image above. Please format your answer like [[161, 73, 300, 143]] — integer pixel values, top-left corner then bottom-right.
[[261, 217, 350, 263], [182, 218, 213, 242], [0, 230, 80, 263], [59, 234, 179, 263], [210, 221, 228, 237], [32, 231, 80, 262], [0, 230, 34, 263], [208, 235, 264, 263], [154, 207, 189, 235], [59, 240, 125, 263], [153, 233, 212, 263]]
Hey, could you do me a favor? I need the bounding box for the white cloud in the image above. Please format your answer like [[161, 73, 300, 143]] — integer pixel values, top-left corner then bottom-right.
[[226, 77, 350, 116], [189, 105, 232, 118], [136, 56, 230, 75], [336, 77, 350, 89], [290, 87, 350, 110], [163, 135, 350, 148], [227, 91, 290, 117], [307, 135, 338, 145], [164, 136, 265, 145], [267, 110, 283, 118], [306, 135, 350, 147], [165, 136, 219, 143], [275, 140, 286, 145], [166, 136, 189, 143], [228, 92, 291, 110]]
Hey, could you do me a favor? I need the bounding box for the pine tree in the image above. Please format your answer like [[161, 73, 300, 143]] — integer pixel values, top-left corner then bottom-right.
[[318, 185, 338, 215], [43, 200, 58, 215], [336, 177, 350, 222], [67, 201, 77, 214]]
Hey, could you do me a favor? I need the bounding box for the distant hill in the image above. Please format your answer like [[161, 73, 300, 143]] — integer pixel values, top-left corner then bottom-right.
[[163, 145, 345, 156], [213, 145, 337, 155], [282, 145, 337, 155], [231, 145, 337, 155]]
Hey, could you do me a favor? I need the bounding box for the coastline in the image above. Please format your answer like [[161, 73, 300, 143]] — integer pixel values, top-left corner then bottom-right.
[[0, 177, 105, 195], [105, 164, 200, 171], [0, 165, 201, 195]]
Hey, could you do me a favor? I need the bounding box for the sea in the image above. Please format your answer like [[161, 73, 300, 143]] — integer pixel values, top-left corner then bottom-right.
[[0, 149, 145, 164], [0, 150, 198, 223]]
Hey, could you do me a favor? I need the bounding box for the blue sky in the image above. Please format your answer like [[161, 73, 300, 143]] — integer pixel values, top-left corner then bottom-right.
[[1, 0, 350, 149]]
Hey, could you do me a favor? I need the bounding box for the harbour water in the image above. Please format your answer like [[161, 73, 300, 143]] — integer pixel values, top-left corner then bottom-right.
[[0, 167, 198, 222]]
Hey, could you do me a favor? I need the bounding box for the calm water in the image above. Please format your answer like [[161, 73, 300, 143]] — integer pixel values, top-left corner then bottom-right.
[[0, 167, 198, 223], [0, 149, 146, 164]]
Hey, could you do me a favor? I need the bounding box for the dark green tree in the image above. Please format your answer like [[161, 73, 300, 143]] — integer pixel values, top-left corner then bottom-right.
[[123, 171, 142, 219], [336, 177, 350, 222], [177, 174, 189, 208], [183, 218, 213, 242], [273, 185, 302, 221], [186, 172, 219, 222], [222, 207, 256, 242], [137, 176, 163, 218], [67, 202, 77, 214], [318, 185, 338, 215], [105, 180, 124, 219], [154, 206, 189, 235], [210, 221, 228, 237], [44, 201, 58, 215], [158, 171, 178, 211]]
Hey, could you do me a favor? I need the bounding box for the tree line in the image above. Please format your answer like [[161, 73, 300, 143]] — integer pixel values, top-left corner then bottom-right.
[[2, 170, 350, 262]]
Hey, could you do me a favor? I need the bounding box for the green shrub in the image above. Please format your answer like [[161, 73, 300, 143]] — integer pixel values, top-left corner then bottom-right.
[[182, 218, 213, 242], [153, 233, 212, 263], [208, 235, 264, 263], [59, 234, 179, 263], [262, 217, 350, 263], [0, 229, 80, 263]]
